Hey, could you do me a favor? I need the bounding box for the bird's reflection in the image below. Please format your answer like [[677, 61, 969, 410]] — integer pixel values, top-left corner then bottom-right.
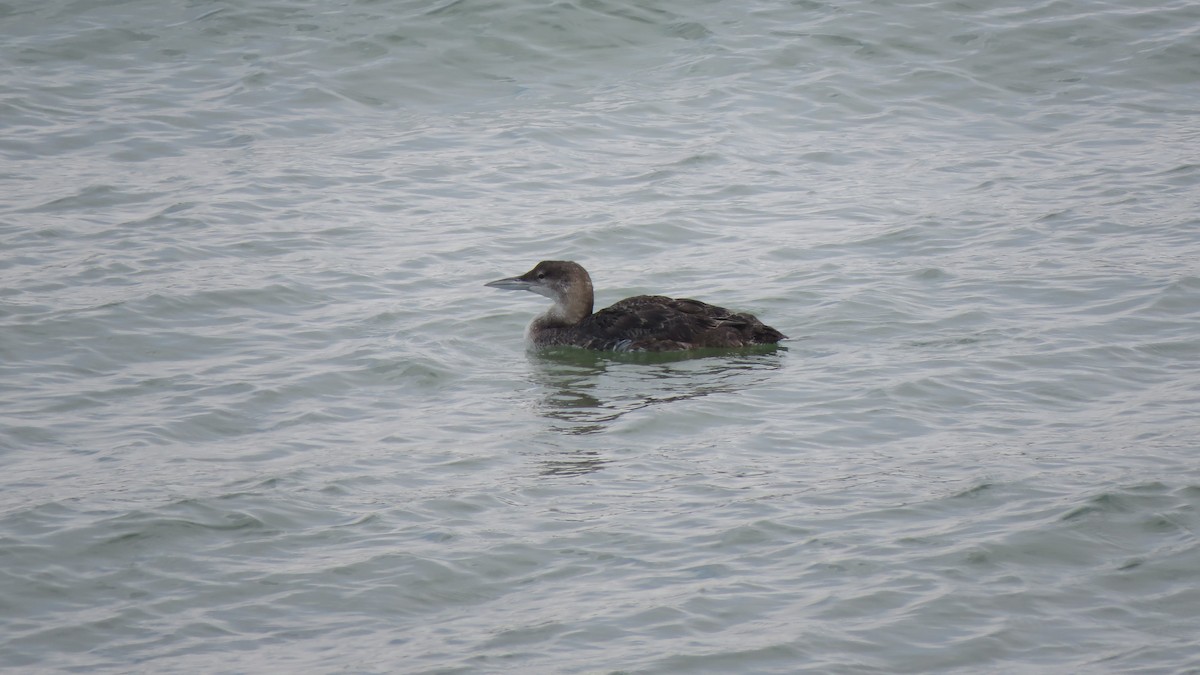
[[538, 449, 609, 477], [524, 346, 787, 477]]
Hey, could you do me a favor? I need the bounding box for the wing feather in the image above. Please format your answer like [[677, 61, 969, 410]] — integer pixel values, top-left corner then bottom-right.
[[573, 295, 784, 351]]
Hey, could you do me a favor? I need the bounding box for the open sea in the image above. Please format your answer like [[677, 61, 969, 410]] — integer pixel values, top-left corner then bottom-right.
[[2, 0, 1199, 672]]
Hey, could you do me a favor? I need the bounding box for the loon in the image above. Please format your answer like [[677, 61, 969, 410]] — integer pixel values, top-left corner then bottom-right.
[[485, 260, 786, 352]]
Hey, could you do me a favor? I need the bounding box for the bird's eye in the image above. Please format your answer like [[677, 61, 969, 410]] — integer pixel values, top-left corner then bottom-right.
[[537, 272, 546, 279]]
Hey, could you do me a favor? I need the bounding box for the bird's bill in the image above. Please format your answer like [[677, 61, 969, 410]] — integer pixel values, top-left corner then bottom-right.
[[484, 276, 534, 292]]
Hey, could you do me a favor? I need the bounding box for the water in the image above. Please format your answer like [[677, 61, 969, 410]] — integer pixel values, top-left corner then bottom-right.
[[2, 0, 1199, 671]]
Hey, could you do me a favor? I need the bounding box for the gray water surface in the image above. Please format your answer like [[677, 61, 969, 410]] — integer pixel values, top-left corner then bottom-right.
[[2, 0, 1199, 672]]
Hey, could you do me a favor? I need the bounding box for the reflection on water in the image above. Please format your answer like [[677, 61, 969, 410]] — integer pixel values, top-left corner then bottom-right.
[[530, 347, 786, 427], [537, 449, 610, 477], [523, 346, 787, 476]]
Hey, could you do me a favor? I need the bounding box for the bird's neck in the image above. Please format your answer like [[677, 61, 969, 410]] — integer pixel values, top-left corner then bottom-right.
[[540, 287, 593, 327]]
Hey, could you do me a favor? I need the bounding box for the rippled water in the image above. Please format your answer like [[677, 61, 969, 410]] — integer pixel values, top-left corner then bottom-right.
[[2, 0, 1199, 671]]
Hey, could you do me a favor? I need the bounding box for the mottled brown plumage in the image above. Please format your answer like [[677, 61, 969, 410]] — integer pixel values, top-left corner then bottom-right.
[[485, 261, 785, 352]]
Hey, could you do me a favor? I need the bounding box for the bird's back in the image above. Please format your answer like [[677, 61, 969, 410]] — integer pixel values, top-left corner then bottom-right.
[[570, 295, 786, 351]]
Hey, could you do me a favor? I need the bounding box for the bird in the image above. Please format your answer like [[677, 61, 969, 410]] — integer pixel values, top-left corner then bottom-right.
[[485, 260, 785, 352]]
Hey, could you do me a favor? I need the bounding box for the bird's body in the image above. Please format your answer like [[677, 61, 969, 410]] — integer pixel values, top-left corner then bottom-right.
[[486, 261, 785, 352]]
